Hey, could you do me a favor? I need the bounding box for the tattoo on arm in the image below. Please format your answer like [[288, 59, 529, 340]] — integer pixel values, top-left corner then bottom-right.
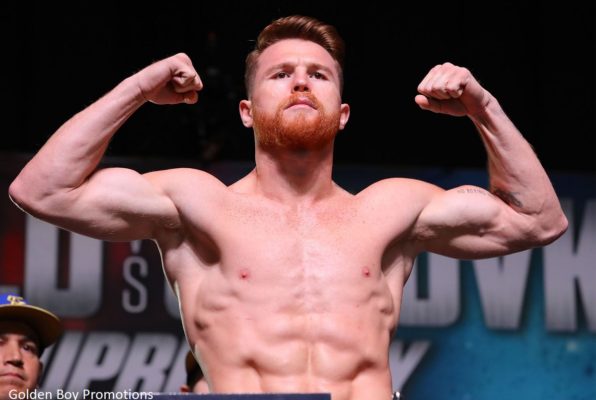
[[457, 188, 487, 195], [491, 187, 523, 207]]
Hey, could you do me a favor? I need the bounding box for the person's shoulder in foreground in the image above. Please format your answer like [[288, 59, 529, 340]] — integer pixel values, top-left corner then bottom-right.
[[0, 294, 63, 400]]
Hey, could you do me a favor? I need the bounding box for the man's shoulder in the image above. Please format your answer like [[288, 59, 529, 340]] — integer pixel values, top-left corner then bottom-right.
[[144, 168, 227, 189], [353, 177, 445, 224], [142, 168, 235, 210], [358, 177, 441, 199]]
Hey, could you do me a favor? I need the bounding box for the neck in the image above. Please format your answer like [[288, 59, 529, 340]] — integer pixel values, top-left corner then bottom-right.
[[252, 141, 335, 204]]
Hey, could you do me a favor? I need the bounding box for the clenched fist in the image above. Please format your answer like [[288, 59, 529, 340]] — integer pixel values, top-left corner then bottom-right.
[[135, 53, 203, 105], [415, 62, 491, 117]]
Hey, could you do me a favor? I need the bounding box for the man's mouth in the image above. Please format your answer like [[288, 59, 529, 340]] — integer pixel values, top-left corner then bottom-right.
[[286, 96, 317, 109], [0, 372, 25, 381]]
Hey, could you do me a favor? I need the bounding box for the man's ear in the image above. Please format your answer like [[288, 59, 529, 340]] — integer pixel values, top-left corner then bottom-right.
[[339, 103, 350, 130], [36, 361, 44, 386], [239, 100, 253, 128]]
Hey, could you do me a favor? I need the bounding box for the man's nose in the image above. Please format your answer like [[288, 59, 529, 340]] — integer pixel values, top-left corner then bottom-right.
[[292, 72, 310, 92], [3, 342, 24, 367]]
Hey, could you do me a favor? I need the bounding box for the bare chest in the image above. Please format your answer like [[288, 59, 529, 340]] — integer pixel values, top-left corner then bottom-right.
[[168, 197, 404, 355], [205, 204, 394, 303], [227, 203, 376, 261], [166, 197, 411, 316]]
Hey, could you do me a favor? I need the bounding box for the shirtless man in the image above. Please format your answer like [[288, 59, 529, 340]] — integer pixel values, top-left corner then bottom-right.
[[8, 15, 567, 400]]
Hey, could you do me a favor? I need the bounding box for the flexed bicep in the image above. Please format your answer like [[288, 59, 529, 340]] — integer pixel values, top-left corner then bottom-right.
[[414, 184, 538, 259], [8, 52, 206, 243], [412, 62, 567, 254], [17, 167, 181, 242]]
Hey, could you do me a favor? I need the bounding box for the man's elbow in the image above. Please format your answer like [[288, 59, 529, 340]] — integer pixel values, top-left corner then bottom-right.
[[9, 177, 28, 208], [9, 177, 36, 215], [535, 212, 569, 246], [8, 176, 55, 217]]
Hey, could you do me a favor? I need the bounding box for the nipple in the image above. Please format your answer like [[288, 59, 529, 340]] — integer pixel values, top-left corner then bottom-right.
[[239, 268, 250, 280], [362, 266, 370, 277]]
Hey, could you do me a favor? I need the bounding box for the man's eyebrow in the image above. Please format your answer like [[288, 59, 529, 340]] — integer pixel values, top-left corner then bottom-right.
[[263, 62, 294, 75], [22, 336, 38, 344], [0, 332, 40, 344], [263, 62, 335, 76], [308, 63, 335, 75]]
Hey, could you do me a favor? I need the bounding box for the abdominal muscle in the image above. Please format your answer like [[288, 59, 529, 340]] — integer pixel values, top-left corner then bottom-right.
[[177, 258, 399, 400]]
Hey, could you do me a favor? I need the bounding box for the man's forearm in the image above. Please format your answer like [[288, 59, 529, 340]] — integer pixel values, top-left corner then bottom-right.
[[471, 95, 567, 238]]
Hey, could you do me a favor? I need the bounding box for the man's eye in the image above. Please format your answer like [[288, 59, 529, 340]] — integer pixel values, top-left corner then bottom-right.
[[275, 72, 290, 79], [311, 72, 325, 79], [23, 343, 38, 355]]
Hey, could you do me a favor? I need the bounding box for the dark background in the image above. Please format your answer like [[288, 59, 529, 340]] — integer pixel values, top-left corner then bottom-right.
[[2, 1, 594, 173]]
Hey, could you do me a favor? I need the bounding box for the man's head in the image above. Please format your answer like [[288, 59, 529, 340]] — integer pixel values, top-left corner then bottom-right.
[[240, 15, 350, 151], [244, 15, 345, 98], [0, 294, 62, 400], [180, 351, 209, 394]]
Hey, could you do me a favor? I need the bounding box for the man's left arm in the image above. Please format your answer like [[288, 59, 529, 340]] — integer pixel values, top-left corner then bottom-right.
[[413, 63, 568, 258]]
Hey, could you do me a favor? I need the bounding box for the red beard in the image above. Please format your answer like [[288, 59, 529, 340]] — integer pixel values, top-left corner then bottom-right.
[[252, 93, 340, 151]]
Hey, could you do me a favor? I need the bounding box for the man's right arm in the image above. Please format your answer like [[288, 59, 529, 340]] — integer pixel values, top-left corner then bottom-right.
[[9, 53, 203, 241]]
